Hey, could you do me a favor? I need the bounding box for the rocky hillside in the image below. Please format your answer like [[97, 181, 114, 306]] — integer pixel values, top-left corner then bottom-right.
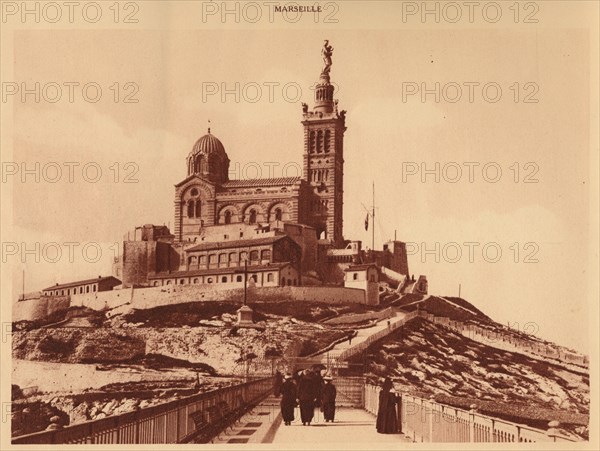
[[348, 316, 589, 438], [12, 302, 359, 376]]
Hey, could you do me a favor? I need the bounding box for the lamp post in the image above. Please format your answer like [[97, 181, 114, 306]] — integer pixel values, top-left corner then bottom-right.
[[243, 259, 248, 306], [235, 256, 253, 326]]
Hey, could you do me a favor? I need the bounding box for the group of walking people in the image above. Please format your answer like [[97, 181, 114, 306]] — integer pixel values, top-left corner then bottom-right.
[[275, 371, 400, 434], [274, 368, 337, 425]]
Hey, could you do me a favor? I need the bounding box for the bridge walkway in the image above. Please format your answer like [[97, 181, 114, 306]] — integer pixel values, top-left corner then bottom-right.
[[212, 395, 411, 445]]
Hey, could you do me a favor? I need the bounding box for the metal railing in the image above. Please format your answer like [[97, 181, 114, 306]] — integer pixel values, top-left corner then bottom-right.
[[364, 385, 576, 443], [12, 377, 273, 445]]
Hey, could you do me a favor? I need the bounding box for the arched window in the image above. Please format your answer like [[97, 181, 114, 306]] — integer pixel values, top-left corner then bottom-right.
[[274, 208, 282, 221], [236, 275, 243, 282], [324, 130, 330, 152], [224, 210, 232, 224], [240, 251, 248, 262], [207, 278, 213, 283], [166, 280, 172, 285], [195, 200, 201, 218], [193, 278, 199, 284], [287, 278, 292, 286], [219, 253, 227, 266], [251, 274, 258, 282], [267, 273, 274, 282], [221, 276, 228, 283], [317, 130, 323, 152], [187, 200, 194, 218], [208, 254, 217, 266], [250, 250, 259, 262], [229, 252, 238, 265], [153, 281, 159, 286], [261, 249, 271, 261], [199, 255, 207, 266], [353, 273, 358, 281], [249, 209, 257, 224]]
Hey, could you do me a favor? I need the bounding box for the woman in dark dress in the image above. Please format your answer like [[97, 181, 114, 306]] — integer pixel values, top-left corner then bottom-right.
[[280, 374, 297, 425], [321, 376, 337, 422], [376, 377, 399, 434]]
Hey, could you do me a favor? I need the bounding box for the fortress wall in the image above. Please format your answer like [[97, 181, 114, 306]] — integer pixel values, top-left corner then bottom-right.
[[13, 296, 70, 322], [131, 285, 245, 309], [72, 284, 246, 310], [380, 266, 406, 284], [13, 298, 48, 322], [71, 289, 132, 310], [289, 286, 364, 304], [15, 282, 368, 321]]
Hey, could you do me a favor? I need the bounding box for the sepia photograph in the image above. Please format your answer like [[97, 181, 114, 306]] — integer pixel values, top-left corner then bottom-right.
[[1, 1, 598, 449]]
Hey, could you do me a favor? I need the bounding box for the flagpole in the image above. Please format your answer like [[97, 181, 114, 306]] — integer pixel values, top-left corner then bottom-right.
[[372, 181, 375, 251]]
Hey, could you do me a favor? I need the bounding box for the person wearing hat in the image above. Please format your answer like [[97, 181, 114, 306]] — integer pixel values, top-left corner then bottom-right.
[[280, 373, 297, 425], [376, 377, 399, 434], [321, 375, 337, 423]]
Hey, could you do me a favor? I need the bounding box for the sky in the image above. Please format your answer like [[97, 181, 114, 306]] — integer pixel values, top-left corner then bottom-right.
[[1, 2, 598, 354]]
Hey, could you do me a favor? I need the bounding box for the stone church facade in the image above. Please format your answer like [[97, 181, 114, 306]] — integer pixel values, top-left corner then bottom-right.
[[173, 60, 346, 248]]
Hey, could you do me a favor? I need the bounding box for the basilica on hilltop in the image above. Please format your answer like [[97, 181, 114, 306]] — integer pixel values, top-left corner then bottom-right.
[[110, 42, 415, 297]]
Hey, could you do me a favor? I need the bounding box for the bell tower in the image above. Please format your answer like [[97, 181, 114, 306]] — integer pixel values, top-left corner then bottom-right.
[[302, 40, 346, 247]]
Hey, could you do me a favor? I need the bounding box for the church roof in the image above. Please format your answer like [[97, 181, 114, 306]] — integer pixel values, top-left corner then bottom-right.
[[222, 177, 302, 189], [185, 235, 291, 252]]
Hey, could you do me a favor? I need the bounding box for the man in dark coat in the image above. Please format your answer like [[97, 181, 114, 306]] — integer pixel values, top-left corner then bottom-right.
[[321, 376, 337, 422], [273, 370, 283, 397], [280, 374, 296, 425], [376, 377, 399, 434], [296, 369, 318, 425]]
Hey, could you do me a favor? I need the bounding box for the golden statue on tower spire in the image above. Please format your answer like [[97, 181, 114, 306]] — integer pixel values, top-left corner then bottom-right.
[[321, 40, 333, 75]]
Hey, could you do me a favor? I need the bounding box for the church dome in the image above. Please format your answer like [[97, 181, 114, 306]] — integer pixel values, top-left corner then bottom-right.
[[191, 130, 227, 159], [187, 128, 230, 184]]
